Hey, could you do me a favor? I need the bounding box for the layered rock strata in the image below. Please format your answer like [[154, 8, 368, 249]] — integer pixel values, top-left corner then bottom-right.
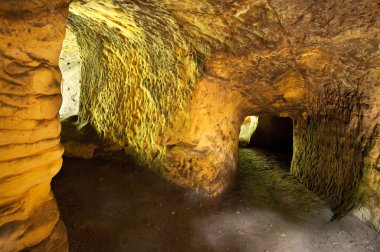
[[0, 1, 71, 250]]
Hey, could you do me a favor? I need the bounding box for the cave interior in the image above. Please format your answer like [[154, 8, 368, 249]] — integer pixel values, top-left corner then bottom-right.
[[0, 0, 380, 251]]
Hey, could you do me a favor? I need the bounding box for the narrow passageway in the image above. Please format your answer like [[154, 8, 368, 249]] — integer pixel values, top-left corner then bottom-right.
[[52, 148, 380, 252]]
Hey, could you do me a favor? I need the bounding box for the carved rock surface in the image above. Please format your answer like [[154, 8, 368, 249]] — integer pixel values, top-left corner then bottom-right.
[[63, 0, 380, 229], [0, 0, 379, 250], [0, 1, 70, 251]]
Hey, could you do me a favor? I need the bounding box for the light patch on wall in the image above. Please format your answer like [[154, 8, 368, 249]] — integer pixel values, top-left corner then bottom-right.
[[239, 116, 259, 147], [59, 27, 81, 118]]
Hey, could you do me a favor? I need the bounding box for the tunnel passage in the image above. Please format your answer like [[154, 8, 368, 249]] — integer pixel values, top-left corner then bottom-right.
[[65, 0, 200, 160], [49, 0, 380, 229], [62, 0, 380, 231], [248, 115, 293, 155], [238, 115, 294, 182], [0, 0, 380, 250], [58, 0, 380, 223]]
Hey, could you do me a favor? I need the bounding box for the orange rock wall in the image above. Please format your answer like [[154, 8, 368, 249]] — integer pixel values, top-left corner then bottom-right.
[[63, 0, 380, 229], [0, 2, 379, 251], [0, 1, 71, 250]]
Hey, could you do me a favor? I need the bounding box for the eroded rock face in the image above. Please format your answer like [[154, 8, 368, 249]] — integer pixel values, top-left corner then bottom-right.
[[64, 0, 380, 228], [239, 116, 259, 147], [0, 0, 70, 250], [0, 1, 379, 249], [68, 0, 200, 163]]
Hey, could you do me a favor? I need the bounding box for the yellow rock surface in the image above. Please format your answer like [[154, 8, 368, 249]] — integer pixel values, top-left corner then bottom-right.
[[0, 1, 379, 251], [0, 0, 70, 250]]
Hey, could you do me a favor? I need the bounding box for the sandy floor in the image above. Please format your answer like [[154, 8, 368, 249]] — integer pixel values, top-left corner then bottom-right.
[[52, 148, 380, 252]]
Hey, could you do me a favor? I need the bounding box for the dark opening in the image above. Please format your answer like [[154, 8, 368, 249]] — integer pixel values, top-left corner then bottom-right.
[[238, 114, 294, 171], [248, 114, 293, 155]]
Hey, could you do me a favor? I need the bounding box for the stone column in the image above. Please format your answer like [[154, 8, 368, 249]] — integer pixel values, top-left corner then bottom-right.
[[0, 1, 71, 251], [164, 77, 246, 196]]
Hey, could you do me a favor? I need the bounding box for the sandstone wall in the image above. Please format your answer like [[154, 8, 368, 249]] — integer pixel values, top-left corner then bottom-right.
[[56, 0, 380, 234], [0, 2, 379, 251], [353, 67, 380, 231], [67, 0, 200, 164], [63, 1, 380, 227], [0, 1, 71, 250]]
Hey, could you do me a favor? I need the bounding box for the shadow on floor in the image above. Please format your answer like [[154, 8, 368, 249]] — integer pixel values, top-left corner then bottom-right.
[[52, 148, 380, 252]]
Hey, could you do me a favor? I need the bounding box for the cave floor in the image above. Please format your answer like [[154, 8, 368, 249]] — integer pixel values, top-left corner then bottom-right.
[[52, 148, 380, 252]]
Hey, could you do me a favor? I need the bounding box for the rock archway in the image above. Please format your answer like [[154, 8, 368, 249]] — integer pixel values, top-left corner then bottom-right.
[[0, 0, 379, 250]]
